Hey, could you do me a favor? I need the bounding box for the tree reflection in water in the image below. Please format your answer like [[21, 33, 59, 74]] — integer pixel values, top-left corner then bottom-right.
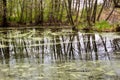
[[0, 29, 119, 64], [0, 29, 120, 80]]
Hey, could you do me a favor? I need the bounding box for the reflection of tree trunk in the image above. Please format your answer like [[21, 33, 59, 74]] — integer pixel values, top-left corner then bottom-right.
[[99, 35, 108, 52], [87, 35, 91, 51], [82, 34, 87, 53], [113, 39, 120, 50], [41, 38, 44, 63], [3, 32, 9, 63], [62, 35, 67, 60], [87, 34, 93, 60], [53, 36, 56, 60], [4, 48, 9, 60], [68, 35, 75, 60], [12, 38, 18, 59], [56, 36, 63, 60], [23, 39, 29, 58], [35, 40, 40, 59], [83, 34, 92, 60], [92, 34, 98, 60], [69, 35, 74, 59], [77, 34, 82, 60], [99, 35, 110, 60], [0, 41, 4, 61]]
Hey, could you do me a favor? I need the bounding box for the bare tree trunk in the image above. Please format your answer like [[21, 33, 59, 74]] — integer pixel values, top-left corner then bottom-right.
[[80, 0, 85, 18], [92, 34, 98, 60], [19, 0, 25, 23], [16, 0, 20, 22], [0, 1, 2, 19], [106, 7, 115, 21], [97, 0, 107, 21], [40, 0, 43, 24], [92, 0, 97, 23], [25, 0, 28, 24], [75, 0, 80, 23], [65, 0, 77, 30], [86, 0, 91, 26], [2, 0, 8, 27], [9, 0, 13, 21], [35, 0, 43, 25], [29, 0, 33, 23], [59, 1, 64, 22]]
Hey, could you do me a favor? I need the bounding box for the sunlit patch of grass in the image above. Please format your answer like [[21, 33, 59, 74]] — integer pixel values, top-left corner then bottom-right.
[[94, 20, 112, 31]]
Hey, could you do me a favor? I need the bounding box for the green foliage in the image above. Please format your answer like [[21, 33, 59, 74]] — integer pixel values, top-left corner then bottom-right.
[[77, 23, 86, 30], [0, 0, 119, 30], [95, 20, 111, 31]]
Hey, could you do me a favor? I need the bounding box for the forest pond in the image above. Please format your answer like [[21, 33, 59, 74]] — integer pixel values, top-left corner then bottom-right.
[[0, 28, 120, 80]]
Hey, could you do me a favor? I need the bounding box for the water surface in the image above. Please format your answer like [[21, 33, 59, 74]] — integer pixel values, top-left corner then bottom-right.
[[0, 28, 120, 80]]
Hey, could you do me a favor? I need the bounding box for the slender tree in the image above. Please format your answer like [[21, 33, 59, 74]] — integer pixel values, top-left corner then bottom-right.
[[66, 0, 77, 30], [2, 0, 8, 27], [97, 0, 107, 21], [0, 1, 2, 22], [92, 0, 98, 23], [19, 0, 25, 23]]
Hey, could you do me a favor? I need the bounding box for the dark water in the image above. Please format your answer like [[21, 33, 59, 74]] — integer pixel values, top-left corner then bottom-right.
[[0, 28, 120, 80]]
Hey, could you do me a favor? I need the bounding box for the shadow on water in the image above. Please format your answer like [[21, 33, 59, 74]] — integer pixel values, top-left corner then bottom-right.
[[0, 28, 120, 80]]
